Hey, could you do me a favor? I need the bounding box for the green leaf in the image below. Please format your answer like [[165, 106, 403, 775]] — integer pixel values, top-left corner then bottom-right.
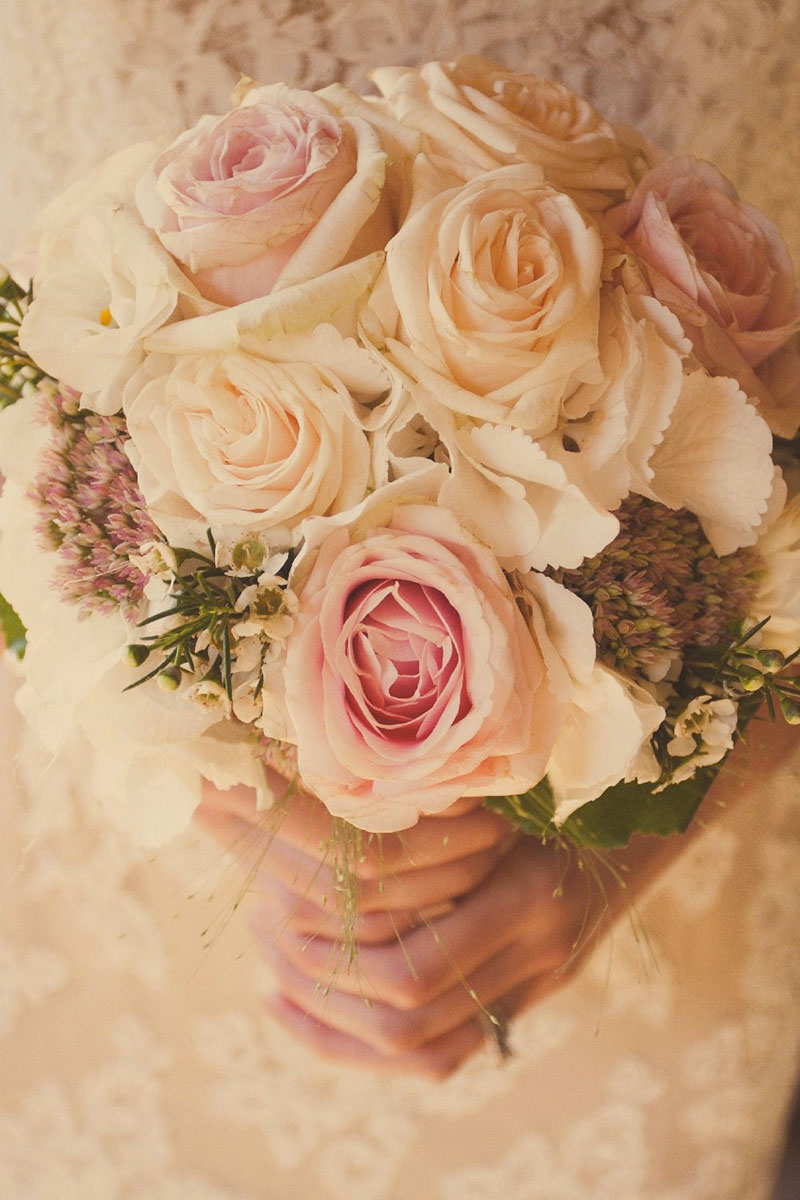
[[485, 780, 560, 841], [558, 766, 721, 848], [486, 763, 723, 850], [0, 591, 26, 658]]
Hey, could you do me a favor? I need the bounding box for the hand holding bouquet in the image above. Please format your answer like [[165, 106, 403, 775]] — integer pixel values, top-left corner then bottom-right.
[[1, 59, 799, 1061]]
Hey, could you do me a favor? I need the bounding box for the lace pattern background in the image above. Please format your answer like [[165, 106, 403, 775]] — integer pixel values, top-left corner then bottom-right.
[[1, 2, 800, 1197]]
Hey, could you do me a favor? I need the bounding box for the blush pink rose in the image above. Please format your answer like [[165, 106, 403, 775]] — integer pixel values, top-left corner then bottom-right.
[[283, 491, 566, 831], [135, 84, 393, 306], [607, 157, 800, 389]]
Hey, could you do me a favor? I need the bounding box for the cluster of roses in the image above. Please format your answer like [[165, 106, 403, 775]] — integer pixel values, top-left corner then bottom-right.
[[2, 57, 799, 845]]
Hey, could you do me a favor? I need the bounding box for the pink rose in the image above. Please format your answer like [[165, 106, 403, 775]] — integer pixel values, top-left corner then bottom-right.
[[607, 157, 800, 389], [135, 84, 393, 306], [283, 483, 567, 831]]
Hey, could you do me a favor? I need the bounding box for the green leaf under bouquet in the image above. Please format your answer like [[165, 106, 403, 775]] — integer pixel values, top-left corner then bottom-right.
[[0, 592, 26, 659], [488, 756, 729, 850]]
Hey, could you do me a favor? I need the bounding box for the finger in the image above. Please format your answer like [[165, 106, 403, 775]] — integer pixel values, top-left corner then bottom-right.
[[257, 834, 513, 914], [264, 994, 484, 1081], [200, 778, 514, 877], [196, 804, 513, 914], [265, 840, 550, 1007], [251, 886, 431, 946], [262, 932, 567, 1054], [344, 809, 515, 881]]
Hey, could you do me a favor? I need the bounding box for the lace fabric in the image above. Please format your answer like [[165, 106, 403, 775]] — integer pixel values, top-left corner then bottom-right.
[[1, 2, 800, 1196]]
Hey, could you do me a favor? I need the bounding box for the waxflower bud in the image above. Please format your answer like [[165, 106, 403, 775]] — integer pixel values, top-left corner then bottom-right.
[[737, 665, 765, 692], [753, 649, 785, 674], [123, 643, 151, 667], [157, 665, 183, 691]]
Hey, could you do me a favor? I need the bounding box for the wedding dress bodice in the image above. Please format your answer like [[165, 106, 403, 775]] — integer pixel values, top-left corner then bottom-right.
[[1, 3, 799, 1198]]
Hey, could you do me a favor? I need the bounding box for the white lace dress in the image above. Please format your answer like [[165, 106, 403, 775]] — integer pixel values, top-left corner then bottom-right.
[[1, 3, 800, 1198]]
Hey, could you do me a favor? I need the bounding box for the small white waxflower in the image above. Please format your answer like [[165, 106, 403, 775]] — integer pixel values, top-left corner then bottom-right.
[[131, 540, 178, 579], [664, 695, 738, 785], [183, 678, 232, 718]]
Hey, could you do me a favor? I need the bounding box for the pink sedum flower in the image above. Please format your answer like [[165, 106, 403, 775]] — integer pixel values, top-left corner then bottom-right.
[[135, 84, 393, 306], [282, 475, 568, 832], [607, 157, 800, 393]]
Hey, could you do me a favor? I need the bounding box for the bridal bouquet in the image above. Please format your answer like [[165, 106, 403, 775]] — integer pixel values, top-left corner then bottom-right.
[[1, 57, 799, 856]]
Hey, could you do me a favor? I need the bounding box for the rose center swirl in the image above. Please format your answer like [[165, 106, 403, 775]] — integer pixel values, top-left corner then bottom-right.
[[341, 578, 470, 742]]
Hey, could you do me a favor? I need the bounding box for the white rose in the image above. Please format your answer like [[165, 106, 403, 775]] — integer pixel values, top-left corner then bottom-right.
[[372, 57, 633, 205], [124, 347, 372, 551], [19, 144, 208, 415], [380, 163, 604, 435]]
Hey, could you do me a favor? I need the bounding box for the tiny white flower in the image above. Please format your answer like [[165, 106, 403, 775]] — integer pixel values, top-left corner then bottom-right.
[[183, 678, 233, 718], [662, 695, 738, 785], [131, 540, 178, 579]]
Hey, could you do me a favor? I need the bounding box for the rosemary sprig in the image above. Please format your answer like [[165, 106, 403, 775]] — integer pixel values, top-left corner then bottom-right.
[[124, 552, 242, 698], [124, 538, 294, 702], [683, 617, 800, 723]]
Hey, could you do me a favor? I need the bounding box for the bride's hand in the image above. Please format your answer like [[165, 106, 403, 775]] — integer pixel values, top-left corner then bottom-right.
[[195, 776, 667, 1078], [194, 773, 516, 945], [195, 714, 798, 1079], [196, 775, 602, 1078]]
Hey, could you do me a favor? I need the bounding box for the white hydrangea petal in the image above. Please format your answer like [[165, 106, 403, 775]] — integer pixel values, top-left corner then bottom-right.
[[646, 371, 777, 554], [93, 750, 203, 848], [520, 572, 597, 694], [407, 402, 618, 570], [543, 289, 683, 511], [751, 493, 800, 653], [547, 664, 665, 825]]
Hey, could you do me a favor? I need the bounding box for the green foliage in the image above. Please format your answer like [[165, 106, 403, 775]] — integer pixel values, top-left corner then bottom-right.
[[0, 270, 48, 409], [486, 670, 789, 850], [125, 534, 292, 700], [125, 540, 245, 698], [486, 765, 722, 850], [0, 591, 26, 658]]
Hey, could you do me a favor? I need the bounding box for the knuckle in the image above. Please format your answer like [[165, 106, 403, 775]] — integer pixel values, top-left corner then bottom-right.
[[371, 1006, 425, 1054], [379, 964, 433, 1011]]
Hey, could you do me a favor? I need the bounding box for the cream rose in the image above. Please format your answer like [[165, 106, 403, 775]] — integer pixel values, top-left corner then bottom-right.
[[381, 163, 604, 435], [372, 56, 633, 204], [124, 349, 371, 550], [282, 471, 573, 831], [135, 83, 394, 306]]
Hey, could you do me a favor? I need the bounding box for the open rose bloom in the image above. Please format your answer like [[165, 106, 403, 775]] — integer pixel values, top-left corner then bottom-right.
[[1, 57, 798, 848]]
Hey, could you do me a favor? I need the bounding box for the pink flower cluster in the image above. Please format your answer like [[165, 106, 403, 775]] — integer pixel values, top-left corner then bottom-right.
[[31, 390, 162, 617], [556, 496, 762, 677]]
